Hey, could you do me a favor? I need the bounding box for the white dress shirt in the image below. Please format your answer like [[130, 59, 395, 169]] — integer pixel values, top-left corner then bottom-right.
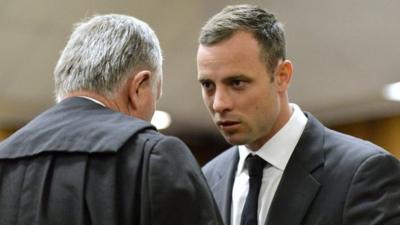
[[231, 103, 308, 225]]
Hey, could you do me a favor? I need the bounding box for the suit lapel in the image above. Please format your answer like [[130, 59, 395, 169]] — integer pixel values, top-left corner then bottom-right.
[[266, 113, 325, 225], [266, 159, 321, 225], [211, 147, 239, 225]]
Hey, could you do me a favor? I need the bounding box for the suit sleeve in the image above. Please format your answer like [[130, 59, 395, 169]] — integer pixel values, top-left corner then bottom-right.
[[146, 136, 223, 225], [343, 153, 400, 225]]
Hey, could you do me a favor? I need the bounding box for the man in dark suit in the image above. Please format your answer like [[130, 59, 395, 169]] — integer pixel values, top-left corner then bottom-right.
[[196, 4, 400, 225], [0, 14, 222, 225]]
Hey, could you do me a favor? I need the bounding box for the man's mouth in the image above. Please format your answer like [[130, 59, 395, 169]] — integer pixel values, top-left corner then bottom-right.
[[216, 120, 240, 131]]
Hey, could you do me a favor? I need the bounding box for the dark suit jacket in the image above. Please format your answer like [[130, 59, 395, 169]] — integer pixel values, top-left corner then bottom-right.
[[203, 112, 400, 225], [0, 97, 223, 225]]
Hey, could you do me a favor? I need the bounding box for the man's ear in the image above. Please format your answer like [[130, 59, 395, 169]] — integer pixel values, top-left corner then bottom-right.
[[128, 70, 152, 110], [275, 59, 293, 92]]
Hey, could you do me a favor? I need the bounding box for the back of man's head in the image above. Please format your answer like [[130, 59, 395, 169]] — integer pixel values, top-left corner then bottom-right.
[[54, 14, 163, 102]]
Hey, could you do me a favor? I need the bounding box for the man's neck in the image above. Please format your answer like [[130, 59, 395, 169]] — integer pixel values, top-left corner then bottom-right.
[[64, 91, 126, 113]]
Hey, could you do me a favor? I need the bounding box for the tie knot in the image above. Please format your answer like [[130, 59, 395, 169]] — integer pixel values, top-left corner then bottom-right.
[[245, 155, 266, 178]]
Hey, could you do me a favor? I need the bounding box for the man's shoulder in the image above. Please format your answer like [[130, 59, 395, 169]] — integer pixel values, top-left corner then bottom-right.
[[324, 127, 390, 159], [311, 127, 400, 181], [133, 131, 189, 154], [0, 98, 156, 159], [303, 112, 391, 162]]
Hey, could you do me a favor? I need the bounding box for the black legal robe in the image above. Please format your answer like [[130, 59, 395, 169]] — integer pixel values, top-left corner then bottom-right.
[[0, 97, 222, 225]]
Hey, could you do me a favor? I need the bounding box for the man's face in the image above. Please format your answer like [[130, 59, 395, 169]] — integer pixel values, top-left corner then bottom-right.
[[197, 31, 283, 150]]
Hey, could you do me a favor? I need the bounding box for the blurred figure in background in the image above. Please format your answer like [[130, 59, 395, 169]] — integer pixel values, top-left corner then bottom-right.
[[197, 4, 400, 225], [0, 14, 222, 225]]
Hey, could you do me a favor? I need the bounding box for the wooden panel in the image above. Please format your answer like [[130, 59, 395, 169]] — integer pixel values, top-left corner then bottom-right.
[[0, 128, 18, 141]]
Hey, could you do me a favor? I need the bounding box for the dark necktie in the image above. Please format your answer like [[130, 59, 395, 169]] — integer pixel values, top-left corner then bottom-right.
[[240, 154, 266, 225]]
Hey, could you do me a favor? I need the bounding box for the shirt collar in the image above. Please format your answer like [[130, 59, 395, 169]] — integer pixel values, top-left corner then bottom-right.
[[237, 103, 308, 174], [77, 96, 106, 107]]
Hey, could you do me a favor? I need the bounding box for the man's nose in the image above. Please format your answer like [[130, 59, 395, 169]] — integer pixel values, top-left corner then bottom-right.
[[212, 88, 232, 114]]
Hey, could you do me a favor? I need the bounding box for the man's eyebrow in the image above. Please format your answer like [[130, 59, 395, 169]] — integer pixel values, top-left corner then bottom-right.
[[197, 77, 210, 82], [198, 74, 251, 83], [222, 74, 250, 81]]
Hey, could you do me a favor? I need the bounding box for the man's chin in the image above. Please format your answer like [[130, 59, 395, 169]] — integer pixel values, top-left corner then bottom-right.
[[222, 133, 247, 146]]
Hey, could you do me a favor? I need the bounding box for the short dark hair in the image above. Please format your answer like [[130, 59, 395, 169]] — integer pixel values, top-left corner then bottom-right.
[[199, 4, 286, 75]]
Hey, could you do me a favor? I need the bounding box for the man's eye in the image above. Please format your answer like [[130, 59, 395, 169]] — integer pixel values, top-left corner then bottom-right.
[[201, 81, 214, 90], [231, 79, 245, 88]]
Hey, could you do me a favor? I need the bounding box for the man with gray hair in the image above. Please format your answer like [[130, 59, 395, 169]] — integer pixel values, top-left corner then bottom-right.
[[0, 14, 222, 225], [197, 4, 400, 225]]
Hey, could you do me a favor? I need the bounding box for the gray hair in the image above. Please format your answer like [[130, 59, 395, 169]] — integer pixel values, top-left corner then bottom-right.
[[54, 14, 163, 102], [199, 4, 285, 76]]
